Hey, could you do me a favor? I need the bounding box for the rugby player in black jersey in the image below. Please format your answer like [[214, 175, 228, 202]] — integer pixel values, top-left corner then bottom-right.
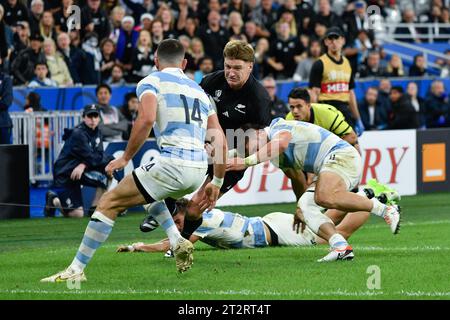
[[140, 40, 272, 239]]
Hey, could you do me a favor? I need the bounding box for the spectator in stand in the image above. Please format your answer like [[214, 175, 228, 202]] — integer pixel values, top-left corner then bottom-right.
[[424, 80, 450, 128], [378, 78, 393, 112], [386, 54, 405, 77], [253, 37, 270, 79], [43, 38, 73, 86], [0, 68, 12, 144], [0, 4, 14, 71], [271, 9, 297, 41], [312, 0, 343, 29], [128, 29, 155, 83], [150, 19, 164, 50], [189, 37, 205, 69], [108, 6, 126, 44], [138, 13, 154, 34], [99, 38, 117, 83], [197, 0, 221, 26], [250, 0, 278, 39], [388, 86, 419, 129], [57, 32, 85, 85], [293, 38, 322, 81], [181, 16, 198, 39], [438, 7, 450, 41], [81, 32, 102, 85], [24, 91, 46, 112], [115, 16, 139, 75], [407, 82, 426, 129], [155, 4, 178, 39], [11, 33, 46, 85], [276, 0, 298, 24], [227, 11, 245, 40], [69, 29, 81, 48], [10, 21, 30, 63], [296, 0, 315, 36], [28, 61, 58, 87], [227, 0, 250, 21], [178, 35, 195, 73], [409, 54, 429, 77], [244, 21, 259, 49], [262, 76, 289, 119], [42, 0, 61, 13], [2, 0, 29, 27], [358, 50, 388, 78], [175, 0, 195, 35], [54, 0, 74, 33], [81, 0, 111, 40], [122, 0, 156, 24], [106, 63, 126, 86], [197, 10, 229, 70], [102, 0, 120, 16], [359, 87, 390, 130], [312, 20, 327, 40], [38, 10, 56, 42], [28, 0, 44, 35], [394, 8, 423, 43], [194, 56, 214, 84], [267, 22, 304, 80], [95, 84, 128, 142], [119, 92, 139, 140], [436, 49, 450, 78], [343, 0, 374, 44]]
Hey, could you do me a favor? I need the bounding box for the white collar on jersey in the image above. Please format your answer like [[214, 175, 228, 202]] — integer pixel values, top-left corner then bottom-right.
[[161, 67, 188, 78]]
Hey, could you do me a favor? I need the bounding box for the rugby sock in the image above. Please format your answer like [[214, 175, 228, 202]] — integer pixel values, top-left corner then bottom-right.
[[370, 197, 387, 218], [329, 233, 348, 249], [69, 211, 114, 272], [357, 188, 374, 199], [181, 217, 203, 240], [147, 202, 182, 248]]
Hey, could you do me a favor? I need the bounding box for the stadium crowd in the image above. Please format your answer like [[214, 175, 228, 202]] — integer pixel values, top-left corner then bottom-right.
[[0, 0, 449, 140]]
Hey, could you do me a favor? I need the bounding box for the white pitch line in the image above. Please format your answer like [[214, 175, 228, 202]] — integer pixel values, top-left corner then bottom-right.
[[352, 246, 450, 251], [362, 219, 450, 229], [1, 288, 449, 298]]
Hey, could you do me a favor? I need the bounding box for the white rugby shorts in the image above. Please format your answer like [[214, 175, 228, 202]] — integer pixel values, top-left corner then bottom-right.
[[132, 157, 207, 202], [319, 146, 362, 190], [262, 212, 316, 246]]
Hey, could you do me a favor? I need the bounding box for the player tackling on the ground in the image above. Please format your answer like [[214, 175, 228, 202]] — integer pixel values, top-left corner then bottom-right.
[[41, 39, 227, 282], [227, 118, 401, 262]]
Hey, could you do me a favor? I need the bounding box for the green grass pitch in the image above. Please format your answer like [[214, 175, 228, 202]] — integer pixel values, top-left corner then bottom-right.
[[0, 193, 449, 300]]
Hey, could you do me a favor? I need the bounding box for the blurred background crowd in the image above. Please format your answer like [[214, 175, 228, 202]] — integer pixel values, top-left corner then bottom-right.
[[0, 0, 449, 134]]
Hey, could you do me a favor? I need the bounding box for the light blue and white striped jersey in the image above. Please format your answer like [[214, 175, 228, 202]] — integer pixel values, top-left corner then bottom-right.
[[267, 118, 351, 173], [136, 68, 215, 168], [193, 209, 268, 249]]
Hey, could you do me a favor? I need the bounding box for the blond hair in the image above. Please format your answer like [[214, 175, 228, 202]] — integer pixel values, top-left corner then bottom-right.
[[223, 40, 254, 62]]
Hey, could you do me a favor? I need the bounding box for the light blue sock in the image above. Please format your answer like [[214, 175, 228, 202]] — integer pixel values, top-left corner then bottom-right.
[[70, 211, 114, 272], [329, 233, 348, 249], [147, 201, 181, 247]]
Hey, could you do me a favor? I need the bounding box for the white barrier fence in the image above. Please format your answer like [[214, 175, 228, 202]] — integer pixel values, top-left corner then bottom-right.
[[10, 111, 82, 182]]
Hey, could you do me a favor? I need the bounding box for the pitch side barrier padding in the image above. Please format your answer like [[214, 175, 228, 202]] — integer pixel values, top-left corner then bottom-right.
[[0, 145, 30, 219]]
